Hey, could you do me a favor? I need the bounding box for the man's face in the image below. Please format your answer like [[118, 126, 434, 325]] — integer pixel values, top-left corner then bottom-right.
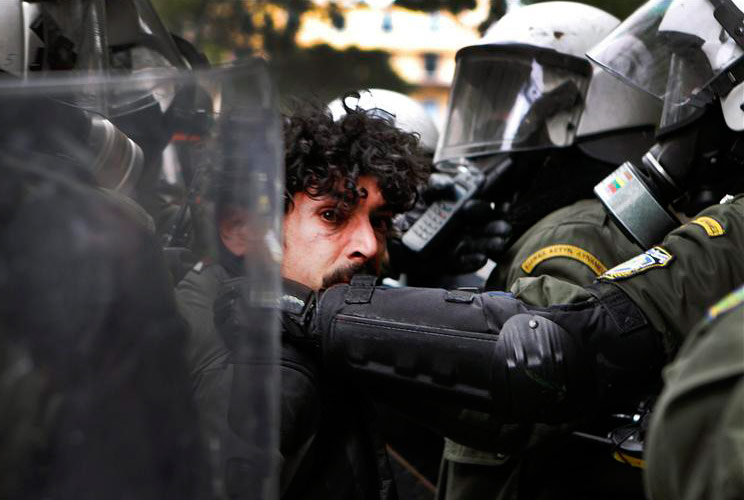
[[282, 176, 392, 290]]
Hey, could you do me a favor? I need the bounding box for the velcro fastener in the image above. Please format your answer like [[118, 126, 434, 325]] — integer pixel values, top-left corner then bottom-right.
[[445, 289, 476, 303], [345, 274, 377, 304]]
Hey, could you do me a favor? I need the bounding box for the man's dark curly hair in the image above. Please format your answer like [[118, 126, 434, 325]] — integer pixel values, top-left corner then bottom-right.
[[283, 98, 430, 214]]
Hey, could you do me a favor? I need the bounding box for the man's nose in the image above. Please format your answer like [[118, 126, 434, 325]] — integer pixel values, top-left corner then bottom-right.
[[348, 217, 379, 261]]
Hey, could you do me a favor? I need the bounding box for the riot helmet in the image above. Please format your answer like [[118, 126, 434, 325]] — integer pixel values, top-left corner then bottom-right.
[[436, 1, 661, 165], [0, 0, 214, 229], [588, 0, 744, 247], [0, 0, 187, 77], [434, 2, 662, 246], [588, 0, 744, 133], [328, 88, 440, 154]]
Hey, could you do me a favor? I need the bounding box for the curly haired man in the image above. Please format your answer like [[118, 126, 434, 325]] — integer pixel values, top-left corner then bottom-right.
[[176, 101, 430, 499]]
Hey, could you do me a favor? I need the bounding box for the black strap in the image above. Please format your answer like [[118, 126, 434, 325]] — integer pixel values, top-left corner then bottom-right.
[[708, 57, 744, 98], [710, 0, 744, 50], [345, 274, 377, 304], [585, 282, 648, 335]]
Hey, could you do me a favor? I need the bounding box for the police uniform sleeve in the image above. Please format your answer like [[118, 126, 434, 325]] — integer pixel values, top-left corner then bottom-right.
[[176, 265, 230, 382], [598, 196, 744, 356], [489, 199, 642, 291], [644, 285, 744, 500]]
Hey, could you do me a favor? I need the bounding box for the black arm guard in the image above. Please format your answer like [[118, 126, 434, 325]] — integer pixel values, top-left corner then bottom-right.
[[313, 276, 663, 424]]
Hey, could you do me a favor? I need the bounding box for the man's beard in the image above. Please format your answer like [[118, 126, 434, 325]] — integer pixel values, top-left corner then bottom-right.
[[321, 260, 379, 288]]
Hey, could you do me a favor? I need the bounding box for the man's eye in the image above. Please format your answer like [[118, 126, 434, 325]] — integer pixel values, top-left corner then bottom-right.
[[320, 209, 339, 223]]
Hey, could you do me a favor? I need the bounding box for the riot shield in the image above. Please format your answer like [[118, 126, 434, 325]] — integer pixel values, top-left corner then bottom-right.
[[0, 62, 283, 500]]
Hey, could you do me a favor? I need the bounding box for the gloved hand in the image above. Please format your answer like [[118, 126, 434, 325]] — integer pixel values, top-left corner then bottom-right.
[[214, 276, 318, 351], [388, 173, 512, 277]]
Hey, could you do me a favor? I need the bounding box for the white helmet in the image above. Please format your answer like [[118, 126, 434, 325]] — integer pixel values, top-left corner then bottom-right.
[[328, 88, 440, 154], [435, 1, 661, 163], [0, 0, 187, 78], [588, 0, 744, 132], [0, 2, 42, 78]]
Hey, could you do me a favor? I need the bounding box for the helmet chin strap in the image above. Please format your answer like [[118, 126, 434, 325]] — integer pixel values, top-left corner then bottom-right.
[[709, 0, 744, 50]]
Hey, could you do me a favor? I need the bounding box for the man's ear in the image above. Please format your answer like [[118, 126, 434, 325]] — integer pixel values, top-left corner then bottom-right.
[[218, 215, 236, 243], [219, 211, 247, 255]]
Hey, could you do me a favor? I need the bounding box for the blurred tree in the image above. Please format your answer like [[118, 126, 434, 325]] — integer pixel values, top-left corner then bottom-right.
[[272, 44, 412, 102], [153, 0, 411, 100]]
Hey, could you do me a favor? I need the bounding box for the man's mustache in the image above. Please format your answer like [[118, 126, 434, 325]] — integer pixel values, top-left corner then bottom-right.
[[322, 260, 378, 288]]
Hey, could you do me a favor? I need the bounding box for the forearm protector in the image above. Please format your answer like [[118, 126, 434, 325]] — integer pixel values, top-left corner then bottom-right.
[[312, 276, 663, 424]]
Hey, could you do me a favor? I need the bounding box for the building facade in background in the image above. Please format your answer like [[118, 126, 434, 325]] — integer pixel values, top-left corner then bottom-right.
[[297, 0, 486, 130]]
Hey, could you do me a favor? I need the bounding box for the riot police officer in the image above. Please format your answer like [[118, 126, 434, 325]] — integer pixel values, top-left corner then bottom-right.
[[410, 2, 660, 498]]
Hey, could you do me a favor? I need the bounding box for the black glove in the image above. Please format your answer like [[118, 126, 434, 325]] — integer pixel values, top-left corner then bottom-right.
[[214, 276, 317, 351], [388, 173, 512, 277]]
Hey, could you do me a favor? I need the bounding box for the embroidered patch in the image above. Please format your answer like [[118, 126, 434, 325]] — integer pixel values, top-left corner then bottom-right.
[[706, 285, 744, 321], [691, 216, 725, 237], [599, 246, 673, 281], [613, 451, 645, 469], [521, 244, 607, 276]]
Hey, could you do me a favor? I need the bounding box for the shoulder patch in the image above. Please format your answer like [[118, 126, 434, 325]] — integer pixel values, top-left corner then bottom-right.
[[706, 285, 744, 321], [521, 244, 607, 276], [691, 216, 725, 237], [599, 246, 673, 281]]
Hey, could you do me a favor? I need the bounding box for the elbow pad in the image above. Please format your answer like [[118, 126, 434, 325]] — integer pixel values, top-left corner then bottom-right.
[[314, 278, 590, 422], [312, 277, 662, 424]]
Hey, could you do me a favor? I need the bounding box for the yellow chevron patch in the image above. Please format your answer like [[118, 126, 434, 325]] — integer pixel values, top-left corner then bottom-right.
[[521, 244, 607, 276], [691, 216, 725, 237]]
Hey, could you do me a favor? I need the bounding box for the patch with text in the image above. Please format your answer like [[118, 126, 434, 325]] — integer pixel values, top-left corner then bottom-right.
[[599, 246, 673, 281], [521, 244, 607, 276], [691, 216, 725, 237]]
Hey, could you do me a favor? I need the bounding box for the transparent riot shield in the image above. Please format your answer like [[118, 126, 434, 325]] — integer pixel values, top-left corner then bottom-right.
[[0, 61, 282, 500]]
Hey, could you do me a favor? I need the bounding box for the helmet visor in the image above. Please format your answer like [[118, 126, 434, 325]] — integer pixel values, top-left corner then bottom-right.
[[587, 0, 744, 106], [435, 44, 591, 163]]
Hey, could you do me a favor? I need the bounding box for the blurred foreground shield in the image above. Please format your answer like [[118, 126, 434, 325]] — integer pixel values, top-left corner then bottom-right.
[[0, 61, 283, 499]]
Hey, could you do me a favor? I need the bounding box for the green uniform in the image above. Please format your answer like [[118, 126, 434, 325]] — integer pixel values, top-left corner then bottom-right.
[[439, 199, 643, 500], [439, 196, 744, 500], [603, 196, 744, 356], [487, 199, 642, 291], [644, 284, 744, 500]]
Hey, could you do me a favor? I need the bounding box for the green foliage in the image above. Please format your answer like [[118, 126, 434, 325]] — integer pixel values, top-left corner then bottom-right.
[[152, 0, 412, 99]]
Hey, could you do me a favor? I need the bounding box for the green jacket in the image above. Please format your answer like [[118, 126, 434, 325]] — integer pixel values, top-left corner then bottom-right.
[[644, 284, 744, 500], [439, 196, 744, 500], [603, 196, 744, 356], [440, 199, 643, 500], [487, 199, 641, 291]]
